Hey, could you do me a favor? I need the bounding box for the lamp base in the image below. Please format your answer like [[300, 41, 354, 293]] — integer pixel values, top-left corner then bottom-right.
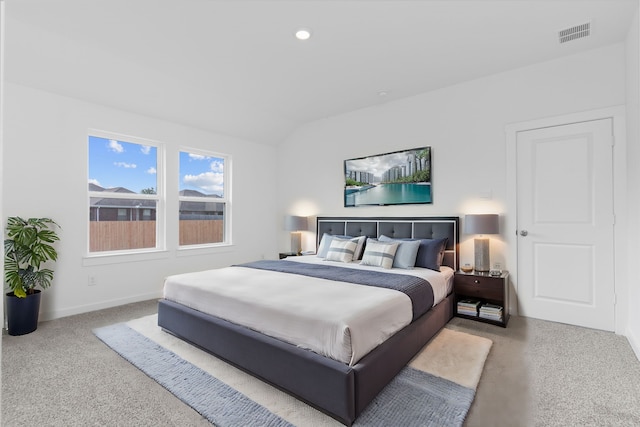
[[290, 232, 302, 255], [474, 237, 490, 272]]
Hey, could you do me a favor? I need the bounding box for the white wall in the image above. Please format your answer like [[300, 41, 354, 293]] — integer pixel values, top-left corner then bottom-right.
[[278, 44, 626, 269], [626, 9, 640, 359], [0, 1, 5, 330], [3, 82, 278, 321], [277, 42, 636, 340]]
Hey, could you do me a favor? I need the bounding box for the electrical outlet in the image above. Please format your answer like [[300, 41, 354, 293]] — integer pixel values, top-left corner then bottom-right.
[[88, 275, 97, 286]]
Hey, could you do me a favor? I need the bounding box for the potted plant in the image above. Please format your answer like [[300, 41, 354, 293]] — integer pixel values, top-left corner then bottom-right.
[[4, 217, 60, 336]]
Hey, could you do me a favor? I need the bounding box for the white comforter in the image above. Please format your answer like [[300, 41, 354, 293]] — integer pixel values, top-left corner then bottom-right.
[[163, 256, 453, 366]]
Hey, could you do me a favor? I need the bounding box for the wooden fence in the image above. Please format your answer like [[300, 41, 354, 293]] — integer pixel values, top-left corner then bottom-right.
[[90, 220, 224, 252], [179, 219, 224, 246]]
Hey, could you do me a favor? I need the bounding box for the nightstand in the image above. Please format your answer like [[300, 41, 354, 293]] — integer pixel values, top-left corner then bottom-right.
[[279, 252, 299, 259], [454, 271, 509, 327]]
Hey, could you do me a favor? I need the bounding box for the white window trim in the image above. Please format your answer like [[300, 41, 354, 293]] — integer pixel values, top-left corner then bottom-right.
[[86, 129, 166, 258], [178, 146, 232, 248]]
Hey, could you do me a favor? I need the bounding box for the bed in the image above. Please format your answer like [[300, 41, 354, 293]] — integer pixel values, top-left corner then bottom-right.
[[158, 216, 459, 425]]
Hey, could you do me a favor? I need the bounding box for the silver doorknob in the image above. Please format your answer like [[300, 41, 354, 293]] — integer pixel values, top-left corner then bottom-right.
[[519, 230, 528, 237]]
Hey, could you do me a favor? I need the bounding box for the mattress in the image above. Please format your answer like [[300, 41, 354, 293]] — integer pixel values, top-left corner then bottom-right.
[[163, 256, 454, 366]]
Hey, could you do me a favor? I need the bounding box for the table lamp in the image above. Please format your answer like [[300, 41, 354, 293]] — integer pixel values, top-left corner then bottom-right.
[[284, 215, 307, 255], [464, 214, 499, 272]]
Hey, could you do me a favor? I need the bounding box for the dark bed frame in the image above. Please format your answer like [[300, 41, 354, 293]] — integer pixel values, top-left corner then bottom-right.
[[158, 216, 459, 426]]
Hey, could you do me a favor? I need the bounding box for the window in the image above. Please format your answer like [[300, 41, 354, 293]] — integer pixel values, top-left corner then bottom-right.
[[179, 149, 230, 247], [88, 132, 162, 253]]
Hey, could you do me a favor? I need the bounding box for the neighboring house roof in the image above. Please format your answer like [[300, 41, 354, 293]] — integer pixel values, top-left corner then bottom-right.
[[105, 186, 137, 194], [90, 198, 156, 208], [179, 189, 221, 198], [89, 184, 153, 208], [89, 184, 136, 194], [179, 189, 206, 197], [89, 186, 221, 209], [179, 189, 222, 212]]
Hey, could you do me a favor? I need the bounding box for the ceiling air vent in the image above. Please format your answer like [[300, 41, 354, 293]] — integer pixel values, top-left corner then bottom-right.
[[558, 22, 591, 44]]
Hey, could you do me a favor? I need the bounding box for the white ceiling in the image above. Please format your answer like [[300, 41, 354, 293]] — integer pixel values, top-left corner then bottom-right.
[[4, 0, 638, 145]]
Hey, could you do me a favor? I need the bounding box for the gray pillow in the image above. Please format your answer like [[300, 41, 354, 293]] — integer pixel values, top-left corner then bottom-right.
[[378, 235, 420, 269], [415, 238, 449, 271]]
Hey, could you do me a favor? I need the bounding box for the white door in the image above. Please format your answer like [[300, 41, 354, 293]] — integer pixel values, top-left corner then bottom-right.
[[516, 119, 615, 331]]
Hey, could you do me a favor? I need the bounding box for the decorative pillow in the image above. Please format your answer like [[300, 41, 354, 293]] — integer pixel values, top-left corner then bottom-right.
[[317, 233, 352, 258], [317, 233, 366, 261], [351, 235, 367, 260], [325, 238, 358, 263], [360, 239, 399, 269], [378, 235, 420, 269], [415, 238, 449, 271]]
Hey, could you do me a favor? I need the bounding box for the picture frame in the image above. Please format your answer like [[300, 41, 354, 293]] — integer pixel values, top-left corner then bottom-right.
[[344, 146, 432, 207]]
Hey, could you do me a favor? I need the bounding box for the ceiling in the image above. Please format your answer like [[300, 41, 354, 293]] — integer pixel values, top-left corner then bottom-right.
[[4, 0, 638, 145]]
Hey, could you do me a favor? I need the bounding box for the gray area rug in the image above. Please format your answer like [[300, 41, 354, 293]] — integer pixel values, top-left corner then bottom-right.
[[94, 319, 491, 427], [95, 323, 292, 427]]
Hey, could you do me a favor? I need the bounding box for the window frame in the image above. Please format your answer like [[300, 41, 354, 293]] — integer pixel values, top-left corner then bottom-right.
[[178, 146, 232, 249], [86, 129, 166, 257]]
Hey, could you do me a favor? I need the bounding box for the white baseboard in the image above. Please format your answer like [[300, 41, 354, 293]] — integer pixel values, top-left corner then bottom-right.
[[39, 291, 163, 322], [626, 327, 640, 362]]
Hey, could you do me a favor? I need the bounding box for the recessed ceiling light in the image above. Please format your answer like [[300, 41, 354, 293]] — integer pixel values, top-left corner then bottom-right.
[[295, 28, 312, 41]]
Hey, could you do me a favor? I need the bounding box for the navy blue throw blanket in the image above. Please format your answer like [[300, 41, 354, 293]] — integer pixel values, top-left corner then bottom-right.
[[236, 260, 434, 321]]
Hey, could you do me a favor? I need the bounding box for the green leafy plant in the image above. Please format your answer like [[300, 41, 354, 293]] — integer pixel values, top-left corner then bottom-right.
[[4, 217, 60, 298]]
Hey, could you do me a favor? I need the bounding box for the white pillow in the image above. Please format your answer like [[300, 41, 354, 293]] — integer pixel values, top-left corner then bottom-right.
[[326, 238, 358, 263], [317, 234, 347, 258], [318, 233, 366, 261], [360, 239, 399, 269]]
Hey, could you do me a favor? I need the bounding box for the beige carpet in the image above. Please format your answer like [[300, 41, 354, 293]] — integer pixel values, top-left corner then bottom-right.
[[127, 315, 492, 426]]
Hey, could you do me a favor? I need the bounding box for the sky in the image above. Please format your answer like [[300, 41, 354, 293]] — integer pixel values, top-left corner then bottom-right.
[[345, 147, 429, 178], [88, 136, 225, 196]]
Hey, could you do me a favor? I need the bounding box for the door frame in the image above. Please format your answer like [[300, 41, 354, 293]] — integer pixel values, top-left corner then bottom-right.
[[505, 106, 627, 334]]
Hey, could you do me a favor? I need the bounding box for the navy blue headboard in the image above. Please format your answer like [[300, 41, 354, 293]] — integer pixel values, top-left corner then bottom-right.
[[316, 216, 459, 270]]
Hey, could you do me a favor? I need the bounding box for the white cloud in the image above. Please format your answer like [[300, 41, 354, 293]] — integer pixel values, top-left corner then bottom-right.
[[188, 153, 209, 161], [108, 140, 124, 153], [140, 145, 151, 155], [114, 162, 137, 169], [88, 178, 101, 186], [183, 172, 224, 195], [209, 159, 224, 173], [147, 167, 157, 174]]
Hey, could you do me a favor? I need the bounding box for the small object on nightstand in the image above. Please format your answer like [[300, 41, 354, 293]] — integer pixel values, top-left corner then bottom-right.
[[479, 303, 503, 322], [490, 262, 502, 276], [457, 299, 480, 317], [279, 252, 298, 259], [461, 264, 473, 273]]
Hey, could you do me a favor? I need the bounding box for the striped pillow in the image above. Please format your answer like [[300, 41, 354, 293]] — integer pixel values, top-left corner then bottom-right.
[[360, 239, 399, 269], [326, 238, 358, 263]]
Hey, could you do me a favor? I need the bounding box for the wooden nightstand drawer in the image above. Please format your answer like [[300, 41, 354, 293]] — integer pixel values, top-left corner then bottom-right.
[[454, 275, 504, 300]]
